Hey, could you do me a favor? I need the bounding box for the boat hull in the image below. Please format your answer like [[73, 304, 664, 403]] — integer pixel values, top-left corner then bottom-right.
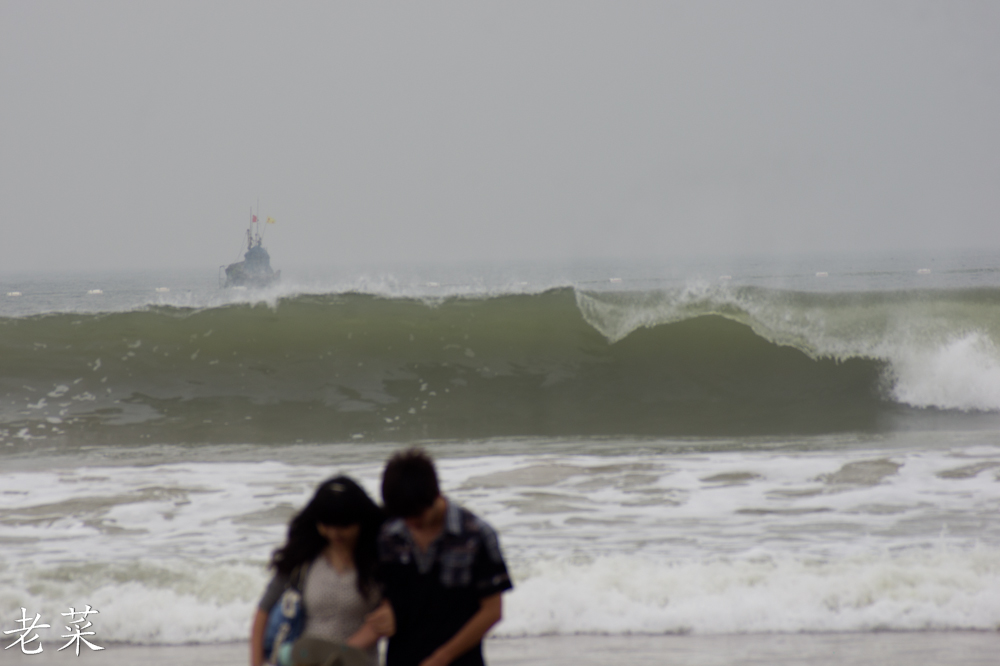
[[224, 262, 281, 288]]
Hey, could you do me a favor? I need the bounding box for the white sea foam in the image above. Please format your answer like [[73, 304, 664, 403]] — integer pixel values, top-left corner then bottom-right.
[[500, 547, 1000, 636], [0, 561, 265, 645], [890, 332, 1000, 412], [3, 444, 999, 642], [5, 546, 998, 645]]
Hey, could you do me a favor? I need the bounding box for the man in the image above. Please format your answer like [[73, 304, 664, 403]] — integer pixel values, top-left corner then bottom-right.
[[377, 448, 513, 666]]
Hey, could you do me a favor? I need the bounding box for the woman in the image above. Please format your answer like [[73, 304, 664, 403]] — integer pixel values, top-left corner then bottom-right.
[[251, 476, 393, 666]]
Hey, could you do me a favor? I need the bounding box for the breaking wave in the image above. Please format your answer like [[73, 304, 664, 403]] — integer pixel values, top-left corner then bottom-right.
[[2, 285, 999, 448]]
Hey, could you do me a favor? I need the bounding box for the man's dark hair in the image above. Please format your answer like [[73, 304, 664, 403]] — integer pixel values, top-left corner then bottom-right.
[[381, 448, 440, 518]]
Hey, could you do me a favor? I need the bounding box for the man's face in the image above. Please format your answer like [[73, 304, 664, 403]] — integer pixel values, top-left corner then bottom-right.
[[404, 497, 443, 532]]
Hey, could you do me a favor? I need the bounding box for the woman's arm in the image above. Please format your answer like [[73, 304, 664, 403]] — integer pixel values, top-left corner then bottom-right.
[[252, 571, 292, 665], [250, 608, 269, 666], [345, 599, 395, 650]]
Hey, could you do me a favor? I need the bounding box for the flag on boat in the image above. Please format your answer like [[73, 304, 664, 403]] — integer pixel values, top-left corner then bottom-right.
[[267, 217, 276, 224], [252, 215, 258, 223]]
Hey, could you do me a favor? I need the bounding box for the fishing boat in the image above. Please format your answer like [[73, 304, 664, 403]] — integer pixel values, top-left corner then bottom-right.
[[222, 210, 281, 288]]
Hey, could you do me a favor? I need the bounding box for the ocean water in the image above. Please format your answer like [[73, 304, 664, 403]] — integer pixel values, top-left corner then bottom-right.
[[1, 251, 999, 647]]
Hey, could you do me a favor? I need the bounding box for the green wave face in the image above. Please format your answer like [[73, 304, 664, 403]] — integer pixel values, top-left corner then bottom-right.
[[2, 286, 999, 449]]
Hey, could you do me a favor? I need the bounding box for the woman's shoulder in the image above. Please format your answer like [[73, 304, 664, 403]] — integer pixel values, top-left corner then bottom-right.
[[258, 569, 295, 610]]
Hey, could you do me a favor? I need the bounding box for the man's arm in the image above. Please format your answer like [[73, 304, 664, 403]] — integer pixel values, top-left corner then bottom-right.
[[419, 593, 502, 666]]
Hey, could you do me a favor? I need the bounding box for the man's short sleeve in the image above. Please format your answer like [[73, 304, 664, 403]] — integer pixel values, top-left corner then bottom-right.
[[471, 519, 513, 598]]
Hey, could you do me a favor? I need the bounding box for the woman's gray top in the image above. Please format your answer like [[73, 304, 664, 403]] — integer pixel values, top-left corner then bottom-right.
[[259, 557, 381, 665]]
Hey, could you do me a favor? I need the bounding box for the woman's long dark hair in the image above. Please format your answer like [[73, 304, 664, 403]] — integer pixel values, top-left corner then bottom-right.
[[270, 476, 384, 599]]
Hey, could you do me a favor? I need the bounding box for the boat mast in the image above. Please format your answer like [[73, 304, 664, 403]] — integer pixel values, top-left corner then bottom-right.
[[254, 198, 261, 247]]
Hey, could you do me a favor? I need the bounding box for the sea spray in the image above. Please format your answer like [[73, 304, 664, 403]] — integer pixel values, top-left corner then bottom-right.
[[890, 332, 1000, 412]]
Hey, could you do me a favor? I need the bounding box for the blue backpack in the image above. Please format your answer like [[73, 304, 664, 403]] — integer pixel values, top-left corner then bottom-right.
[[263, 565, 308, 665]]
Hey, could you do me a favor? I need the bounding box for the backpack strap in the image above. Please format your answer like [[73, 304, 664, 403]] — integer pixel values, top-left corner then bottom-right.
[[289, 560, 311, 592]]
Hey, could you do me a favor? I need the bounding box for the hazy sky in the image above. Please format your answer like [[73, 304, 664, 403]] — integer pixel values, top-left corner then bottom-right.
[[2, 2, 998, 273]]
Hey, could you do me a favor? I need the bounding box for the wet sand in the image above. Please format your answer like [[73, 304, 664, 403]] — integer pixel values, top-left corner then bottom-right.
[[7, 632, 998, 666]]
